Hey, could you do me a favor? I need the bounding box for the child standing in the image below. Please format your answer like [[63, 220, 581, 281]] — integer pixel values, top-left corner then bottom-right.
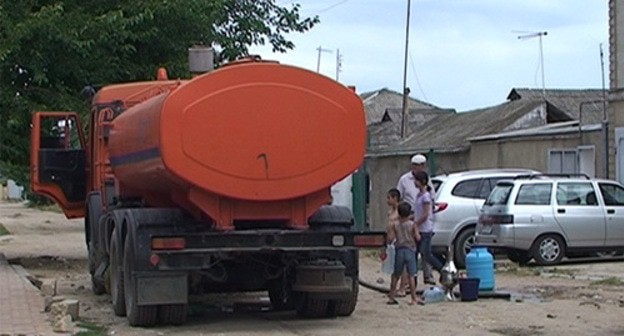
[[386, 202, 423, 306], [385, 188, 409, 296], [413, 171, 444, 275]]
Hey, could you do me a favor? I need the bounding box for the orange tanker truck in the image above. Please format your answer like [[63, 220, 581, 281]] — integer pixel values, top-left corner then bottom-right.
[[29, 53, 385, 326]]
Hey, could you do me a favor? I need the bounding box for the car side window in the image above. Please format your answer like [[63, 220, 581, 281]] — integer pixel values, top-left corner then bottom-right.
[[478, 177, 509, 199], [598, 183, 624, 206], [452, 178, 481, 198], [515, 183, 552, 205], [556, 182, 597, 206]]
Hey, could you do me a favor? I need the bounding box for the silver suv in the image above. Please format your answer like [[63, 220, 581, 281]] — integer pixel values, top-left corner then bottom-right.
[[431, 169, 539, 268], [476, 174, 624, 266]]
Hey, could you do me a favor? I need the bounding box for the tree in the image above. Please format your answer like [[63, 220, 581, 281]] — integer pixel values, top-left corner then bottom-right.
[[0, 0, 318, 190]]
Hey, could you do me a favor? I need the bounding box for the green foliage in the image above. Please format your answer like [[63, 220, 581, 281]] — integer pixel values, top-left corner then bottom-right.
[[0, 223, 9, 236], [0, 0, 318, 189], [75, 321, 107, 336], [590, 277, 624, 287]]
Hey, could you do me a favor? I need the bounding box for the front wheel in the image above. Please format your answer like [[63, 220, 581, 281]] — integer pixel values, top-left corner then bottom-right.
[[531, 234, 565, 266]]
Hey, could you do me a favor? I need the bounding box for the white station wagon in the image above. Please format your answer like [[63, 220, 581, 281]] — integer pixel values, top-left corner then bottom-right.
[[476, 174, 624, 266]]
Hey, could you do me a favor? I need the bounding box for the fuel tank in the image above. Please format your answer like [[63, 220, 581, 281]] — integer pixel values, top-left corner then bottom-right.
[[107, 61, 366, 205]]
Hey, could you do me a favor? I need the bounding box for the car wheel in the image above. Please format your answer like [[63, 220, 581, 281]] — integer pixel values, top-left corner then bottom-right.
[[453, 227, 476, 269], [531, 234, 565, 266], [507, 250, 532, 265]]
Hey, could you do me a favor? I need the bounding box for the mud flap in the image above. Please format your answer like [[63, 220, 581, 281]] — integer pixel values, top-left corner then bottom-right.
[[135, 273, 188, 305]]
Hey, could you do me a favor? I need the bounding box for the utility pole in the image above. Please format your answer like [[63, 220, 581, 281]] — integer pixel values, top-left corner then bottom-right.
[[335, 49, 343, 81], [518, 31, 548, 101], [400, 0, 411, 138], [316, 46, 333, 73], [600, 43, 609, 178]]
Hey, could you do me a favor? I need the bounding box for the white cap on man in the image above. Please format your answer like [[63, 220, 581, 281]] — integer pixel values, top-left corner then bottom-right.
[[411, 154, 427, 165]]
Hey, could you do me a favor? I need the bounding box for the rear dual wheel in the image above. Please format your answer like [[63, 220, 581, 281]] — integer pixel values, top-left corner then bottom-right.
[[123, 233, 158, 327]]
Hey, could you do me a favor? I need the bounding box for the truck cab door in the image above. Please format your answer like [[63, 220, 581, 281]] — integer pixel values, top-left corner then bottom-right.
[[30, 112, 87, 218]]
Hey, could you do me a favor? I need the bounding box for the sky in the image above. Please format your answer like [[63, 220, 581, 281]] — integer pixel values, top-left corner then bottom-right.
[[249, 0, 609, 112]]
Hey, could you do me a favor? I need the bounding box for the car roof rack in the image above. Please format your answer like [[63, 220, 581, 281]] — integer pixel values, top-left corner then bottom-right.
[[514, 173, 591, 180]]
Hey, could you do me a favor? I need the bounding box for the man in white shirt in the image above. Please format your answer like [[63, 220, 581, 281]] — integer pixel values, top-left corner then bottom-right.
[[396, 154, 437, 285]]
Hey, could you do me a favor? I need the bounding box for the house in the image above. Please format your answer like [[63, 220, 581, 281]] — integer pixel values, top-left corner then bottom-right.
[[364, 88, 606, 230], [608, 0, 624, 184], [360, 88, 439, 125]]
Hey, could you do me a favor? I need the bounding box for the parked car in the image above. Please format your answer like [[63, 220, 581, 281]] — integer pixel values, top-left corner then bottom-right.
[[431, 168, 540, 268], [476, 174, 624, 266]]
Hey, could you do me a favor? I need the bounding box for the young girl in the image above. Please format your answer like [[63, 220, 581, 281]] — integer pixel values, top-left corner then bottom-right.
[[413, 171, 444, 276]]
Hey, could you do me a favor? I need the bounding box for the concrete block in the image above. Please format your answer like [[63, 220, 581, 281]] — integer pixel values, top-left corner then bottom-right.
[[44, 295, 66, 312], [50, 299, 80, 321], [40, 278, 57, 296], [53, 314, 74, 333]]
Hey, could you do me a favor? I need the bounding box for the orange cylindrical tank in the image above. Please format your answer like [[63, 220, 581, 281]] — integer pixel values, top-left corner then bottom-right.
[[107, 61, 365, 224]]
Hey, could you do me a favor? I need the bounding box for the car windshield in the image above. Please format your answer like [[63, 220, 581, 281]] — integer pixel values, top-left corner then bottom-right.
[[484, 184, 513, 206]]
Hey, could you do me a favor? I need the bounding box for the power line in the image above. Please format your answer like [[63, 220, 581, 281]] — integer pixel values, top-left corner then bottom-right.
[[408, 51, 429, 103]]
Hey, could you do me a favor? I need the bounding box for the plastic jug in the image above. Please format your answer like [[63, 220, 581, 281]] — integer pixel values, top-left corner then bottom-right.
[[422, 286, 446, 304], [465, 246, 495, 291], [381, 244, 395, 275]]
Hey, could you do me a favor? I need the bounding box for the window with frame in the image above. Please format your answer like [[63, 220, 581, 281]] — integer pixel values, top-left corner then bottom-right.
[[548, 149, 577, 174], [598, 183, 624, 206], [556, 182, 598, 206], [451, 179, 481, 198], [515, 183, 552, 205]]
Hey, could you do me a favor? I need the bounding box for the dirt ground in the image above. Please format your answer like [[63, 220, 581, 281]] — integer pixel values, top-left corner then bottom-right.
[[2, 200, 624, 336]]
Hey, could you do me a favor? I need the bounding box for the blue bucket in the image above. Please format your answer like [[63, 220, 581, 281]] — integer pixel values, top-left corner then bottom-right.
[[459, 278, 480, 302]]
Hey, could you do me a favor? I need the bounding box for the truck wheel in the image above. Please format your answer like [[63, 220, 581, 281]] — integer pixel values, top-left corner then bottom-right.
[[159, 304, 188, 325], [124, 233, 158, 327], [268, 280, 295, 311], [110, 228, 126, 316], [531, 234, 565, 266], [295, 294, 328, 318], [453, 227, 476, 269], [327, 276, 358, 317]]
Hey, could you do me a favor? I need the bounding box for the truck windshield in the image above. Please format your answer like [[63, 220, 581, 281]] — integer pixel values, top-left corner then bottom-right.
[[484, 184, 513, 206]]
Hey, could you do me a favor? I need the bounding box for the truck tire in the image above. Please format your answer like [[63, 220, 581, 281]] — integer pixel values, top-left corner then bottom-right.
[[453, 227, 476, 269], [309, 205, 354, 229], [295, 294, 329, 318], [327, 276, 358, 317], [87, 194, 105, 295], [158, 304, 188, 325], [124, 232, 158, 327], [268, 279, 295, 311], [110, 228, 126, 316]]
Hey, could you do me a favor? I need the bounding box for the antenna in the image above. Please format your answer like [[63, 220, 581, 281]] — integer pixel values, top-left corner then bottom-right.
[[518, 31, 548, 100], [336, 49, 343, 81], [316, 46, 333, 73]]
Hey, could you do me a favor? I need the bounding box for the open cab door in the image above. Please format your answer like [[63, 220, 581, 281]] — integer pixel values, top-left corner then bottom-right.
[[30, 112, 87, 218]]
